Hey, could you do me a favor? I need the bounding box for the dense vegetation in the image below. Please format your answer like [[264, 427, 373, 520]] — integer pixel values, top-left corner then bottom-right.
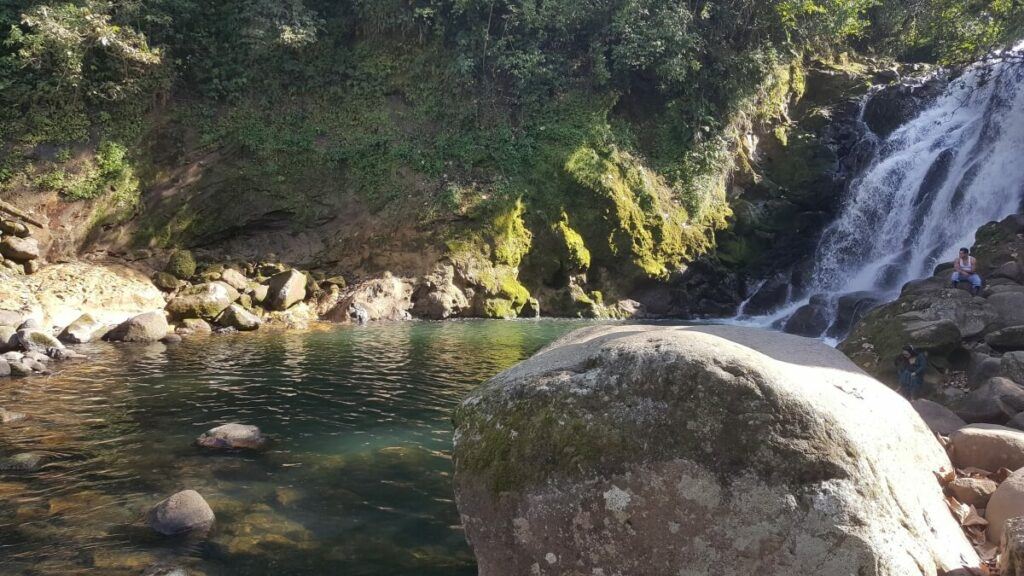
[[1, 0, 1022, 315]]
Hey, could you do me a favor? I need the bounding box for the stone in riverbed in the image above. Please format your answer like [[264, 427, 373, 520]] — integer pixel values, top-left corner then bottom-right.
[[0, 407, 27, 423], [1003, 351, 1024, 384], [948, 424, 1024, 471], [165, 282, 239, 320], [0, 452, 45, 472], [152, 272, 180, 292], [453, 324, 976, 575], [14, 330, 63, 354], [986, 325, 1024, 351], [146, 490, 215, 536], [266, 270, 306, 311], [782, 302, 829, 337], [196, 423, 268, 450], [216, 304, 261, 332], [0, 236, 39, 262], [949, 477, 998, 508], [911, 399, 967, 435], [8, 360, 30, 377], [0, 220, 30, 238], [1001, 516, 1024, 576], [104, 311, 169, 343], [177, 318, 212, 335], [987, 468, 1024, 544], [219, 268, 248, 291], [58, 313, 107, 344], [0, 326, 15, 352], [161, 333, 182, 344], [0, 360, 8, 377]]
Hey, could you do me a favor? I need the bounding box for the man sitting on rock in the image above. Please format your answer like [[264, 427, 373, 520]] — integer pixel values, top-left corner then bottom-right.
[[951, 247, 982, 296]]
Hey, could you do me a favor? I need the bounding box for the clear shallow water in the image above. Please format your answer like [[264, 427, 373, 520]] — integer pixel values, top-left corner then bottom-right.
[[0, 320, 591, 576]]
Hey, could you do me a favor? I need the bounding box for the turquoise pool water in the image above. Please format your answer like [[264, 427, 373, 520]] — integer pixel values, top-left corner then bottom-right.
[[0, 319, 593, 575]]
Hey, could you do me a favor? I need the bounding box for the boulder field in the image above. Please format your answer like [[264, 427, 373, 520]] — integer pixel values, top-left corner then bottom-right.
[[453, 324, 977, 575]]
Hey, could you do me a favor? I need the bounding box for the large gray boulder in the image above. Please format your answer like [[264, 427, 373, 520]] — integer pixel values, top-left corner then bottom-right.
[[954, 377, 1024, 424], [146, 490, 215, 536], [58, 313, 108, 344], [266, 270, 306, 311], [453, 325, 975, 576], [986, 325, 1024, 351], [165, 282, 239, 320], [990, 292, 1024, 328], [104, 311, 169, 343]]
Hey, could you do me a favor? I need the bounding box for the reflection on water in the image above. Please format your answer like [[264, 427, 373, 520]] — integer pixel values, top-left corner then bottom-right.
[[0, 320, 589, 575]]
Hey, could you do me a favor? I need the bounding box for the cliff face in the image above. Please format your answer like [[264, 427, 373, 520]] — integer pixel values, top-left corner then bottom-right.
[[0, 1, 927, 319]]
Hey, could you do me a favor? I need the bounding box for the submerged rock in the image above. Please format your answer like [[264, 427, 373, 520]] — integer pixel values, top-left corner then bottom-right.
[[0, 407, 28, 423], [196, 423, 268, 450], [453, 324, 975, 575], [0, 452, 45, 472], [146, 490, 215, 536]]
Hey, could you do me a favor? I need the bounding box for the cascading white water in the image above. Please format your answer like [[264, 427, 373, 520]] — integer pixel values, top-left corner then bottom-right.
[[811, 51, 1024, 300]]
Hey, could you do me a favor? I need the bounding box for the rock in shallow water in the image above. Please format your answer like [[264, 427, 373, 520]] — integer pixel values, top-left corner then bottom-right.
[[104, 311, 169, 343], [146, 489, 215, 536], [216, 304, 261, 332], [453, 325, 975, 575], [196, 423, 268, 450]]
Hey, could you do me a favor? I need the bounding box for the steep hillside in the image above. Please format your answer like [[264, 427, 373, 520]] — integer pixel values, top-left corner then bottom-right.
[[2, 0, 1021, 318]]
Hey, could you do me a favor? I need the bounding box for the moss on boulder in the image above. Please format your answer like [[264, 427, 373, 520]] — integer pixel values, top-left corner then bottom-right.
[[165, 250, 197, 280]]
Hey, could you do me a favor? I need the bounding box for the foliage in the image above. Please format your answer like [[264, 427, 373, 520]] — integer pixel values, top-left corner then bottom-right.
[[1, 0, 1020, 294]]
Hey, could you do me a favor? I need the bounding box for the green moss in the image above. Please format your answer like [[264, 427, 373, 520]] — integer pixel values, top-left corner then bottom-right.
[[165, 249, 197, 279], [491, 199, 533, 267], [554, 214, 591, 271], [565, 145, 708, 280], [483, 298, 517, 319]]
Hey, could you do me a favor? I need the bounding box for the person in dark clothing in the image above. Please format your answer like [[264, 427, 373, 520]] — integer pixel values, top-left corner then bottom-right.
[[895, 345, 927, 400]]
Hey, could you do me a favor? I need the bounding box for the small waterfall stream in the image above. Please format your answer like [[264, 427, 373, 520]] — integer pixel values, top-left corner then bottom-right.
[[812, 53, 1024, 299], [741, 49, 1024, 336]]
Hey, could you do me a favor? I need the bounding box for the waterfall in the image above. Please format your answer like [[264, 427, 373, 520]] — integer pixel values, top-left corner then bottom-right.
[[811, 52, 1024, 300]]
